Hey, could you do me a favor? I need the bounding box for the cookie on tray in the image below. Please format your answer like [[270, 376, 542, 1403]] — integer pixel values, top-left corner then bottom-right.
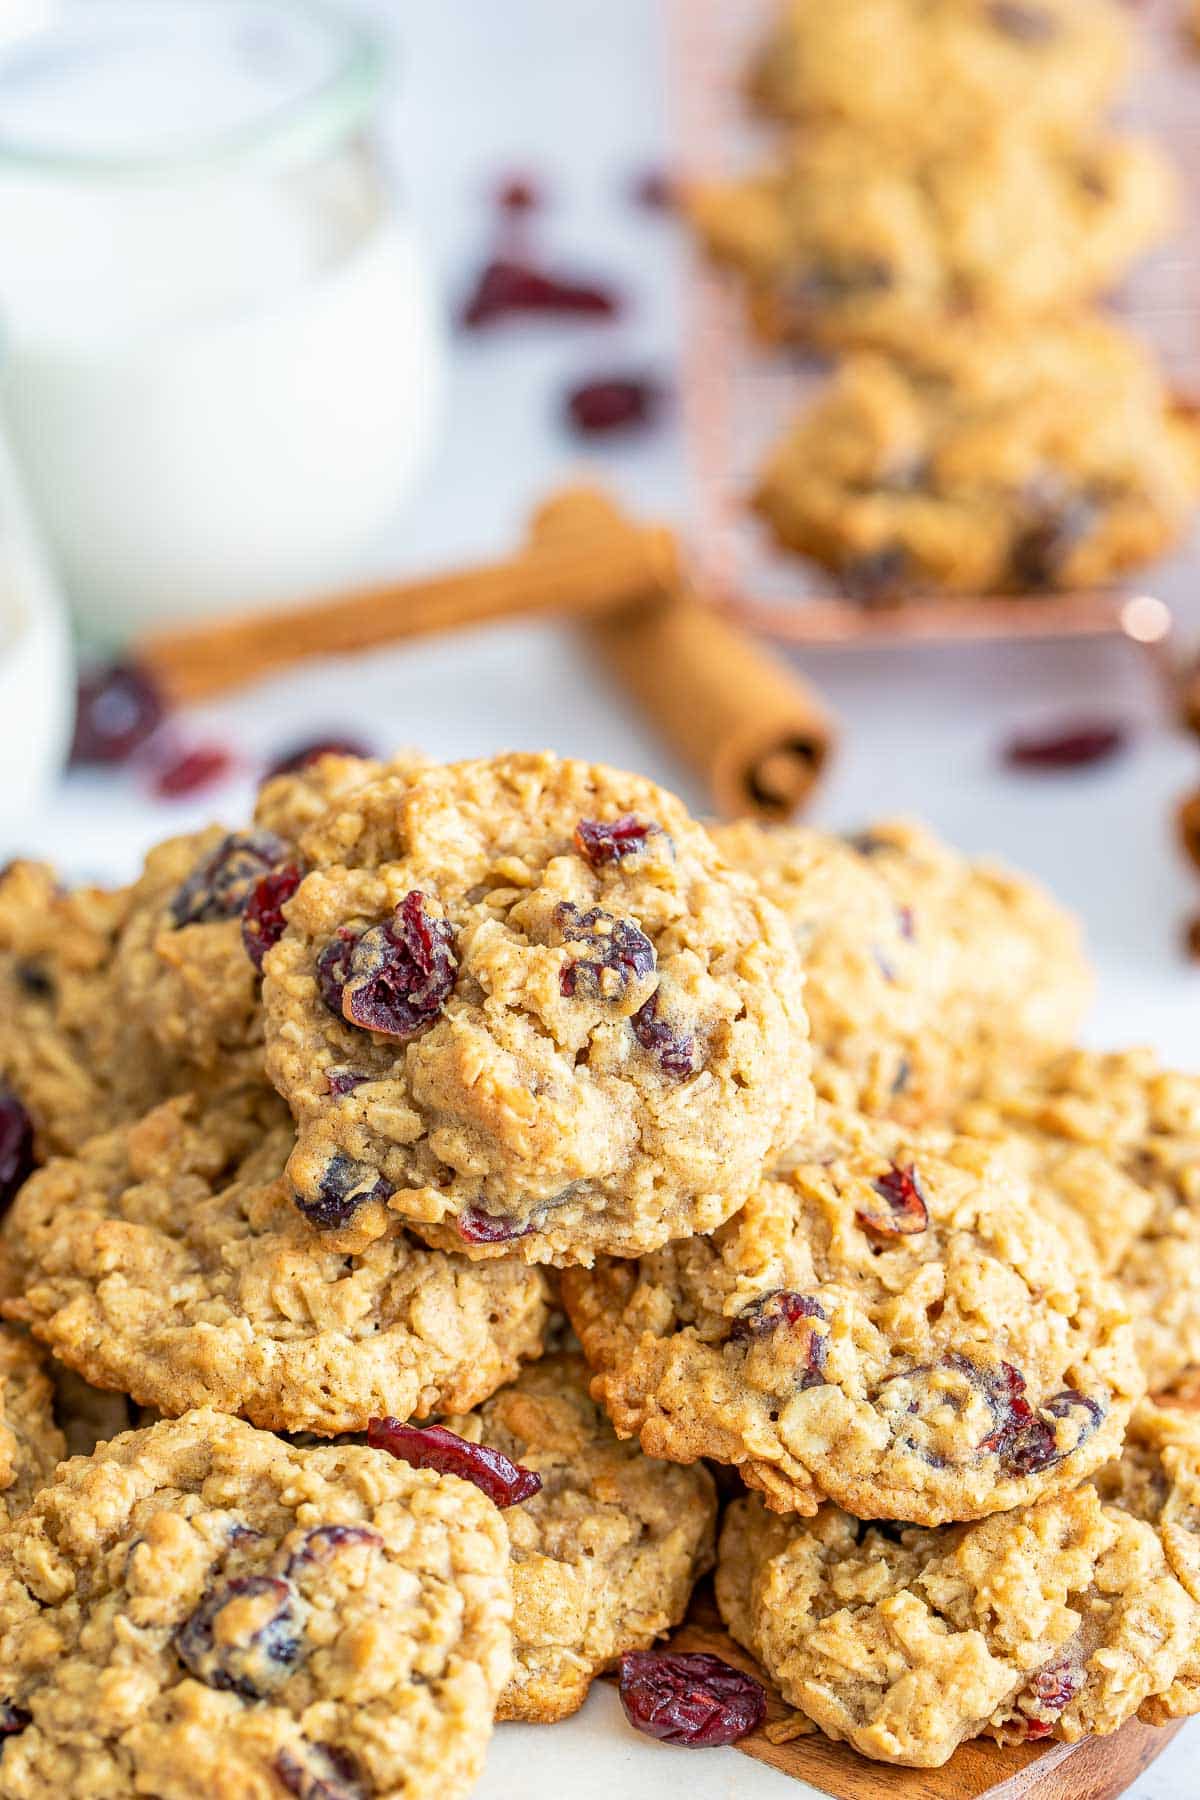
[[715, 1419, 1200, 1768], [959, 1048, 1200, 1392], [443, 1352, 716, 1723], [563, 1105, 1140, 1522], [0, 1326, 63, 1524], [263, 751, 811, 1265], [0, 1087, 551, 1435], [748, 0, 1131, 149], [753, 316, 1200, 600], [712, 818, 1090, 1120], [690, 128, 1174, 353], [0, 1409, 512, 1799]]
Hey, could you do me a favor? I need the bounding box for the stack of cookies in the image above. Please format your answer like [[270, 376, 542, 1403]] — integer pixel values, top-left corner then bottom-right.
[[689, 0, 1200, 600], [0, 746, 1197, 1790]]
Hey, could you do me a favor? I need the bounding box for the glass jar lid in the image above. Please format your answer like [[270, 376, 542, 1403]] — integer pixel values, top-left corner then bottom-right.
[[0, 0, 385, 176]]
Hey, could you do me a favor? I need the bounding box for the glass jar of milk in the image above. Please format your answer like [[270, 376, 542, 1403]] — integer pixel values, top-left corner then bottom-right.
[[0, 0, 445, 640]]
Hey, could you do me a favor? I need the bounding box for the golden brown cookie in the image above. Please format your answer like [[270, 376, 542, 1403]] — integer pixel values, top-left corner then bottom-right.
[[0, 1327, 63, 1524]]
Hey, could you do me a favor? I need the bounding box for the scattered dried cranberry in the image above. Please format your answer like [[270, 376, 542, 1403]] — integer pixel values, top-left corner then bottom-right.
[[495, 173, 542, 214], [1003, 721, 1128, 771], [367, 1419, 541, 1508], [456, 1208, 534, 1245], [318, 893, 456, 1040], [565, 375, 663, 436], [0, 1092, 35, 1213], [556, 902, 655, 1001], [241, 864, 302, 972], [0, 1702, 29, 1739], [296, 1155, 390, 1231], [630, 990, 698, 1079], [977, 1365, 1104, 1477], [285, 1525, 382, 1573], [987, 1, 1059, 40], [325, 1067, 369, 1097], [574, 814, 662, 867], [152, 743, 236, 800], [729, 1293, 828, 1386], [175, 1574, 302, 1699], [1015, 1659, 1083, 1739], [617, 1651, 766, 1748], [70, 661, 165, 766], [275, 1743, 364, 1800], [857, 1164, 929, 1237], [170, 831, 290, 928], [461, 256, 619, 328], [264, 736, 375, 779]]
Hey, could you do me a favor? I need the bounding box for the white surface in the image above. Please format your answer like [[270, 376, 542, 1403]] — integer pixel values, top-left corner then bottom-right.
[[4, 2, 1199, 1794]]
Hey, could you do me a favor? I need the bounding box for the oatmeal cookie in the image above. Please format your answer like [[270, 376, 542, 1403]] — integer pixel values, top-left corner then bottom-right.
[[263, 752, 811, 1265], [444, 1353, 716, 1723], [959, 1048, 1200, 1392], [712, 818, 1090, 1120], [749, 0, 1131, 149], [691, 129, 1174, 353], [716, 1470, 1198, 1767], [564, 1106, 1139, 1522], [0, 1408, 512, 1798], [752, 316, 1200, 598], [0, 1088, 550, 1434], [0, 1328, 62, 1525]]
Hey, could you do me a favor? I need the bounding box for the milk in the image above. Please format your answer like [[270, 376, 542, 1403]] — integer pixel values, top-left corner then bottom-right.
[[0, 3, 445, 638]]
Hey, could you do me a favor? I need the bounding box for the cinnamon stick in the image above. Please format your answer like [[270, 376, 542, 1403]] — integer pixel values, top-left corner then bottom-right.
[[135, 512, 680, 703], [533, 487, 834, 820]]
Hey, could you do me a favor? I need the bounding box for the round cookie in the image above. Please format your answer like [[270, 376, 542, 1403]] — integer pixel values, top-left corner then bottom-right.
[[444, 1352, 716, 1723], [751, 317, 1200, 598], [0, 1327, 63, 1524], [0, 1087, 551, 1434], [563, 1106, 1140, 1522], [690, 128, 1174, 353], [263, 751, 811, 1265], [748, 0, 1131, 149], [0, 1409, 512, 1799], [711, 818, 1090, 1121], [959, 1049, 1200, 1392], [715, 1467, 1198, 1767]]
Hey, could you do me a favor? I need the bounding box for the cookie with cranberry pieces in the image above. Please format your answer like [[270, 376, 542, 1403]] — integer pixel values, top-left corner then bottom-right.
[[263, 752, 811, 1264], [0, 1409, 512, 1798], [443, 1353, 716, 1722], [564, 1105, 1139, 1522], [0, 1087, 550, 1434]]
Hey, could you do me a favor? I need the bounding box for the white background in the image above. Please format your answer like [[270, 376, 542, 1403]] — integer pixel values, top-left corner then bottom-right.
[[13, 2, 1200, 1793]]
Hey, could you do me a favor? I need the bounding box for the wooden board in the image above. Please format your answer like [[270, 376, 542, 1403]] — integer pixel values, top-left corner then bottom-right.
[[669, 1586, 1185, 1800]]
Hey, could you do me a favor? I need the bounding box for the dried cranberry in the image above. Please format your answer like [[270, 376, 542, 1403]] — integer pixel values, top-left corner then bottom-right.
[[0, 1702, 29, 1739], [175, 1574, 302, 1699], [275, 1744, 364, 1800], [1003, 721, 1128, 771], [285, 1526, 382, 1573], [574, 814, 662, 867], [1015, 1659, 1083, 1739], [556, 902, 655, 1001], [367, 1418, 541, 1508], [152, 743, 235, 800], [857, 1164, 929, 1237], [241, 864, 302, 972], [318, 893, 456, 1040], [295, 1155, 390, 1231], [0, 1092, 35, 1212], [977, 1366, 1104, 1477], [264, 736, 375, 778], [170, 831, 290, 928], [325, 1067, 369, 1097], [457, 1207, 533, 1245], [617, 1650, 766, 1747], [729, 1293, 828, 1386], [70, 661, 165, 766], [461, 256, 619, 328], [630, 990, 698, 1079], [564, 375, 664, 436], [495, 173, 542, 214], [987, 1, 1058, 40]]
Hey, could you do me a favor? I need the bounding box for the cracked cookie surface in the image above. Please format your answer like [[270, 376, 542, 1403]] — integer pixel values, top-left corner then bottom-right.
[[445, 1352, 715, 1722], [712, 818, 1090, 1121], [564, 1106, 1139, 1522], [751, 317, 1200, 597], [0, 1088, 550, 1435], [0, 1408, 512, 1800], [263, 752, 811, 1265]]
